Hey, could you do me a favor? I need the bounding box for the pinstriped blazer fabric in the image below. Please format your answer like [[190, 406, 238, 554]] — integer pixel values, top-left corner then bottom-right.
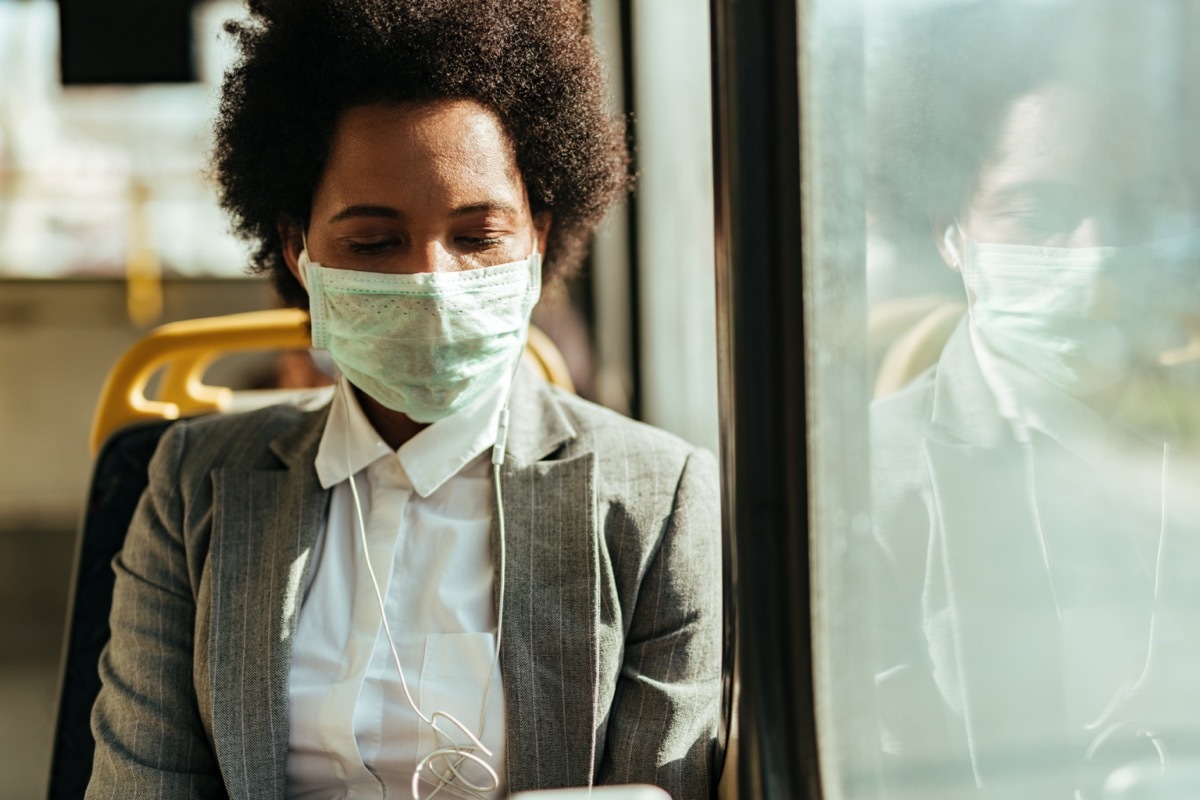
[[87, 370, 722, 800]]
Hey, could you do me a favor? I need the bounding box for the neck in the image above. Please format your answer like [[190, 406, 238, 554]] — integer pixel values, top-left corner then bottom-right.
[[354, 385, 430, 450]]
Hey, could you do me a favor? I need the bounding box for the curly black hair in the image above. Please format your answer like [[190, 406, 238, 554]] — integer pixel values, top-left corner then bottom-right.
[[866, 3, 1071, 260], [214, 0, 630, 307]]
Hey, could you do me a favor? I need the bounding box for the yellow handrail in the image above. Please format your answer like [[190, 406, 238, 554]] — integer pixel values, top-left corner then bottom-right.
[[524, 324, 575, 397], [90, 309, 312, 454], [90, 308, 575, 455]]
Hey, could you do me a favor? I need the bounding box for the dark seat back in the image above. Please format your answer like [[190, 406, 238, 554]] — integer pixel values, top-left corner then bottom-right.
[[48, 419, 178, 800]]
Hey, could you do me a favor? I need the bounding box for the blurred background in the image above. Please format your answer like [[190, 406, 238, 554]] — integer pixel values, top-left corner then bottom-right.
[[0, 0, 719, 795]]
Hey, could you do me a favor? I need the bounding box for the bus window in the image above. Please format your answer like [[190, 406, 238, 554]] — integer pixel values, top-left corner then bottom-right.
[[0, 0, 254, 284], [714, 0, 1200, 797]]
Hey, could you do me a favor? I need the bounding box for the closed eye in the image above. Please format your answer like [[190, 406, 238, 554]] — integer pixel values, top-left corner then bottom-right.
[[459, 236, 506, 247], [346, 239, 398, 254]]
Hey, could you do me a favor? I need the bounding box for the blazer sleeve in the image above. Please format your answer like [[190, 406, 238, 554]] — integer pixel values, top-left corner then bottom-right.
[[598, 448, 723, 800], [87, 423, 229, 799]]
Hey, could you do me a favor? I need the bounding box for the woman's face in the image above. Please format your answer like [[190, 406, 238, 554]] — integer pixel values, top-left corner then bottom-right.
[[284, 99, 549, 280]]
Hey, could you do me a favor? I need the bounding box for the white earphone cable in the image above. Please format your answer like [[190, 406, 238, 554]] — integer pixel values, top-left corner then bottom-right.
[[1024, 434, 1171, 733], [341, 375, 503, 800]]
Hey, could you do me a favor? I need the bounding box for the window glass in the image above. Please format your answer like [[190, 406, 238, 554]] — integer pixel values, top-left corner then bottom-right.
[[814, 1, 1200, 797], [0, 0, 251, 279], [629, 0, 719, 453]]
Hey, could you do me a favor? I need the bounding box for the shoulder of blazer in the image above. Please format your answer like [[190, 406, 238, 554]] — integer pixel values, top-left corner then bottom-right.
[[502, 366, 709, 477], [539, 384, 720, 557], [549, 386, 716, 511], [550, 386, 704, 465], [160, 402, 331, 479]]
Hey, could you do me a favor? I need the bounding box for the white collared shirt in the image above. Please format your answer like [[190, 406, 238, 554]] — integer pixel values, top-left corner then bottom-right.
[[286, 376, 508, 800]]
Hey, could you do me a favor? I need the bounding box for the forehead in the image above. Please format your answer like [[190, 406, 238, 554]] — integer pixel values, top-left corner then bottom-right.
[[974, 83, 1195, 203], [316, 99, 526, 211], [980, 90, 1072, 187]]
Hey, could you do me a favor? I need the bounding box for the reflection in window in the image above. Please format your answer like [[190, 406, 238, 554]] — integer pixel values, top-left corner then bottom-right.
[[0, 0, 250, 279], [816, 1, 1200, 797]]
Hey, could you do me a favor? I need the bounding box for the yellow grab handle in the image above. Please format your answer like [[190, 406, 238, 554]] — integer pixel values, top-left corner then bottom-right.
[[90, 309, 311, 455], [523, 325, 575, 395]]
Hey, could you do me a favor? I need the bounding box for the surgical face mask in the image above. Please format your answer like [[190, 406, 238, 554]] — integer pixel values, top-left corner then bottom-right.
[[299, 247, 541, 423], [959, 231, 1200, 396]]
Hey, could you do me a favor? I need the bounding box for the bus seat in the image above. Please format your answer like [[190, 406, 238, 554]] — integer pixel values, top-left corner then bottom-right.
[[51, 309, 575, 799], [49, 418, 178, 800], [871, 299, 965, 398], [89, 308, 313, 456], [867, 294, 949, 370]]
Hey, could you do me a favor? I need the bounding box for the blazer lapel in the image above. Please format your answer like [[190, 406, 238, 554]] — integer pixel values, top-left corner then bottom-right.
[[493, 371, 602, 792], [208, 408, 329, 800]]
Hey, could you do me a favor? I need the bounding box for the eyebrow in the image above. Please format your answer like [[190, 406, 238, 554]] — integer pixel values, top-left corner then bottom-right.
[[983, 180, 1075, 207], [328, 205, 402, 224], [449, 201, 520, 219], [328, 201, 520, 224], [327, 201, 521, 225]]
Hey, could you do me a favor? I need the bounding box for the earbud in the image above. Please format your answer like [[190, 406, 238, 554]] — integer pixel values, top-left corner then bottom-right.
[[296, 229, 310, 290], [943, 224, 962, 270]]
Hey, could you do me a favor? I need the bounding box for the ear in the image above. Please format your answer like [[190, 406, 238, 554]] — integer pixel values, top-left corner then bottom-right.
[[932, 215, 963, 272], [532, 211, 553, 256], [278, 217, 307, 288]]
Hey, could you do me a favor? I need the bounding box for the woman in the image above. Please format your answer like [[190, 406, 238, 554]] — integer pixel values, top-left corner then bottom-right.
[[87, 2, 721, 798]]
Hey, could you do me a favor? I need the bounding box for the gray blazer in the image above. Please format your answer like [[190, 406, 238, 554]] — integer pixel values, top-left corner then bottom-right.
[[87, 371, 721, 800]]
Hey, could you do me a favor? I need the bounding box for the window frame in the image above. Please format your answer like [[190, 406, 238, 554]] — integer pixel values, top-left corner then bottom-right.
[[710, 1, 823, 797]]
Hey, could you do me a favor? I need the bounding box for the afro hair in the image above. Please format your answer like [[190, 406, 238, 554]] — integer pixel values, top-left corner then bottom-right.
[[213, 0, 630, 307]]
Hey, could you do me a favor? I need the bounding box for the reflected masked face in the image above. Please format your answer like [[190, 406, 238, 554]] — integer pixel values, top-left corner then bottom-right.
[[938, 84, 1200, 400]]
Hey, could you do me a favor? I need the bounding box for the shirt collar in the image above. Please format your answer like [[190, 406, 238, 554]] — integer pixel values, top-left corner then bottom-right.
[[315, 373, 510, 497], [966, 320, 1173, 464]]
